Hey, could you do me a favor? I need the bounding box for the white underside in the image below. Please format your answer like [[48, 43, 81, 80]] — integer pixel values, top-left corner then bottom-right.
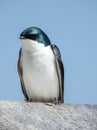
[[20, 39, 59, 101]]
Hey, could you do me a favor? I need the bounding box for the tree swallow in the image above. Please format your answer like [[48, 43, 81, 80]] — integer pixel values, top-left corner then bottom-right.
[[18, 27, 64, 104]]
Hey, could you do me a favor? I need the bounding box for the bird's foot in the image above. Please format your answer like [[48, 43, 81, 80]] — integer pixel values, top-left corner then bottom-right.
[[53, 98, 59, 105], [24, 98, 33, 102], [54, 98, 64, 105], [45, 103, 54, 106], [45, 98, 61, 106]]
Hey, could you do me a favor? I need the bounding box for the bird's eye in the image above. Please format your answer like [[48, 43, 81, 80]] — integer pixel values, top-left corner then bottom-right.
[[32, 34, 37, 39], [26, 34, 37, 40]]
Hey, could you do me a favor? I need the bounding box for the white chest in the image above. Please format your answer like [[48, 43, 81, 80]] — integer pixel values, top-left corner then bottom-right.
[[21, 43, 59, 101]]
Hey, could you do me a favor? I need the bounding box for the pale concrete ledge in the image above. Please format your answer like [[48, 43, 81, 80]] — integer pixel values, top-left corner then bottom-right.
[[0, 101, 97, 130]]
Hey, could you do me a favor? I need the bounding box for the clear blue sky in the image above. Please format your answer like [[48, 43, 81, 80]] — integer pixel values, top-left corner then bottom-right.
[[0, 1, 97, 104]]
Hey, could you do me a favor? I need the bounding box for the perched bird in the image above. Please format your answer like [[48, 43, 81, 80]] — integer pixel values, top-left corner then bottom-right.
[[18, 27, 64, 104]]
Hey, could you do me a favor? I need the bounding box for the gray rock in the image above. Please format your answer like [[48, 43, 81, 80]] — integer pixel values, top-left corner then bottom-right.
[[0, 101, 97, 130]]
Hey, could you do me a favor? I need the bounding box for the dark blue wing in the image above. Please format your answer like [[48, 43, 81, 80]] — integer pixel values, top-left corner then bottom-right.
[[17, 48, 29, 100], [51, 45, 64, 102]]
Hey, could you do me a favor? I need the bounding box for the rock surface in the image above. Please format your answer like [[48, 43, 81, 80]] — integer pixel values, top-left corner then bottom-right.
[[0, 101, 97, 130]]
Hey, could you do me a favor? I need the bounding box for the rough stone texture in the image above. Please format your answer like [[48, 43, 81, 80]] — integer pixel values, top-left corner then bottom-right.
[[0, 101, 97, 130]]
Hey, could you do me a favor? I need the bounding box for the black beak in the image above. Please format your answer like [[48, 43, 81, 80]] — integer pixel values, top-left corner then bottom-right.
[[19, 36, 26, 39]]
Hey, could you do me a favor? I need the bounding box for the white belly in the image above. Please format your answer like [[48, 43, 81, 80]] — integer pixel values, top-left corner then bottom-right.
[[21, 44, 59, 101]]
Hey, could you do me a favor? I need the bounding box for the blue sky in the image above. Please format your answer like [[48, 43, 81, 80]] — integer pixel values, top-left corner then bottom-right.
[[0, 1, 97, 104]]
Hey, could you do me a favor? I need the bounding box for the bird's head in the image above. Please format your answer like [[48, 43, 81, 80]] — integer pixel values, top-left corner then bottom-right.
[[20, 27, 51, 46]]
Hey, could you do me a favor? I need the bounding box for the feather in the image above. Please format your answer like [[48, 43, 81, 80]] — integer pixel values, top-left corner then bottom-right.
[[51, 45, 64, 102], [17, 48, 29, 100]]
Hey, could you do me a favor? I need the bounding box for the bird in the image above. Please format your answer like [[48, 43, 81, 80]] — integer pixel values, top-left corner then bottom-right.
[[18, 27, 64, 104]]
